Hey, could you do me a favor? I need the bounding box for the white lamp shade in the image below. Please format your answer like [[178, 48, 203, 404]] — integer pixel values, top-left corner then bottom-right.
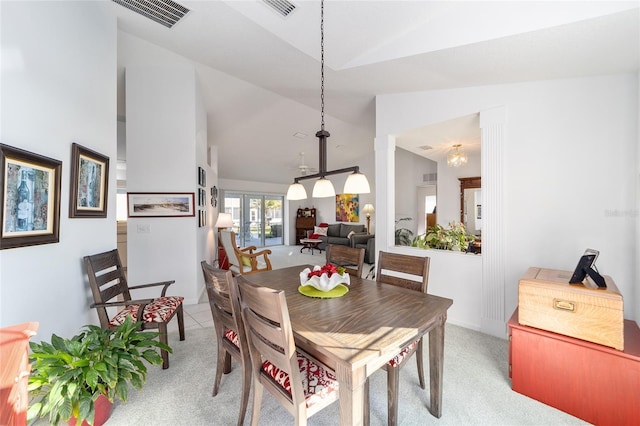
[[344, 172, 370, 194], [362, 203, 375, 214], [312, 178, 336, 198], [214, 213, 234, 228], [286, 182, 308, 200]]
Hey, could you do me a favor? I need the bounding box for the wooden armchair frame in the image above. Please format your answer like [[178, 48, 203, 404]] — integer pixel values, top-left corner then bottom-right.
[[219, 230, 272, 275], [83, 249, 185, 369]]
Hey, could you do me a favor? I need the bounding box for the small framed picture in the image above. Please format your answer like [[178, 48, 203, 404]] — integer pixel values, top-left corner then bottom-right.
[[1, 144, 62, 249], [69, 143, 109, 218], [127, 192, 195, 218], [198, 167, 206, 187]]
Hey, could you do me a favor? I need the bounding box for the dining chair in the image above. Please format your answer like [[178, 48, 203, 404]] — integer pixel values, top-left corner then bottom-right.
[[372, 251, 431, 426], [219, 230, 273, 275], [200, 262, 251, 426], [231, 275, 339, 426], [83, 249, 185, 369], [325, 244, 365, 278]]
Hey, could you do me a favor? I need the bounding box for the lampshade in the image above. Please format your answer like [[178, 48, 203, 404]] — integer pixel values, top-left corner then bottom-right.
[[447, 144, 468, 167], [214, 213, 233, 228], [344, 172, 370, 194], [362, 204, 375, 215], [286, 182, 307, 200], [312, 178, 336, 198]]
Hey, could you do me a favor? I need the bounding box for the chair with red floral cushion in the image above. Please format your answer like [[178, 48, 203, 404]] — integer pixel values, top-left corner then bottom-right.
[[232, 275, 339, 425], [371, 251, 430, 426], [200, 261, 251, 426], [83, 249, 185, 369]]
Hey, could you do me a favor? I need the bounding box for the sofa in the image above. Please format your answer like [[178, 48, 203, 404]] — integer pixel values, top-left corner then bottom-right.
[[315, 223, 365, 251], [351, 234, 375, 264]]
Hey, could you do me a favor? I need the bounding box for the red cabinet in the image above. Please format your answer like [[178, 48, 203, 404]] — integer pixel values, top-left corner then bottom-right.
[[508, 309, 640, 425], [1, 322, 38, 426]]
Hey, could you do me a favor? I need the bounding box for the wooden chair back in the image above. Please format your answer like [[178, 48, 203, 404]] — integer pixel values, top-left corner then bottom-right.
[[233, 276, 305, 415], [376, 251, 430, 294], [326, 244, 365, 278], [84, 248, 133, 329]]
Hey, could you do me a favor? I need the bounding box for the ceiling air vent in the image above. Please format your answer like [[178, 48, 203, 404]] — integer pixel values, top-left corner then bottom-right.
[[423, 173, 437, 184], [262, 0, 296, 18], [112, 0, 190, 28]]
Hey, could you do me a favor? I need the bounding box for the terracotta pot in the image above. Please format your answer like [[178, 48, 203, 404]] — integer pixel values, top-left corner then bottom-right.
[[67, 394, 113, 426]]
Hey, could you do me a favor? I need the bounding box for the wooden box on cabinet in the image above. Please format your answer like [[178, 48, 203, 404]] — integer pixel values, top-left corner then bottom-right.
[[508, 309, 640, 425], [518, 267, 624, 350]]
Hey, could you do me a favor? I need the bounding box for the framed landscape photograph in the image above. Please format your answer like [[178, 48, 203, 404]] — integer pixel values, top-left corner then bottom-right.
[[69, 143, 109, 218], [127, 192, 195, 218], [1, 144, 62, 249]]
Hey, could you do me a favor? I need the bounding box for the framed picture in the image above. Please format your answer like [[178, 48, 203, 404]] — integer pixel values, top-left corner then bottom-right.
[[127, 192, 195, 218], [1, 144, 62, 249], [198, 188, 205, 207], [69, 143, 109, 218], [198, 167, 206, 187], [335, 193, 359, 222]]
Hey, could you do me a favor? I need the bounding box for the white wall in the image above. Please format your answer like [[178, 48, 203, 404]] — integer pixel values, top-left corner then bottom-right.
[[377, 74, 639, 335], [126, 64, 209, 305], [0, 1, 117, 339]]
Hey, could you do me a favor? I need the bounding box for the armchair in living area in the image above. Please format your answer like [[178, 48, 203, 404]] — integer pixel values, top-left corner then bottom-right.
[[350, 233, 375, 264], [219, 230, 272, 275]]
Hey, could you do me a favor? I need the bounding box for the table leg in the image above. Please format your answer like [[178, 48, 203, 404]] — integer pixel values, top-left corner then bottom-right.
[[428, 314, 446, 418], [337, 363, 367, 426]]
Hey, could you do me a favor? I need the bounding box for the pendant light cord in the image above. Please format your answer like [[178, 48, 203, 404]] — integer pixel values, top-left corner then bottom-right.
[[320, 0, 325, 131]]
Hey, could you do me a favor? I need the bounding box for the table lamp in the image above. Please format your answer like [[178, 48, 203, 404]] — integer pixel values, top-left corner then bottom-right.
[[214, 213, 233, 230], [362, 204, 375, 234]]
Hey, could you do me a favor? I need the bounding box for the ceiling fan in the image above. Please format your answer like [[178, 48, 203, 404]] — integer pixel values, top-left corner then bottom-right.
[[295, 152, 317, 176]]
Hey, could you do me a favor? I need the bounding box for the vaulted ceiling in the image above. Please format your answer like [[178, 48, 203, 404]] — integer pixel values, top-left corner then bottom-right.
[[112, 1, 639, 184]]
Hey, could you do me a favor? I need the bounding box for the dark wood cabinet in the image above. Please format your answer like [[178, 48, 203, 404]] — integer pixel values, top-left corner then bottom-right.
[[295, 208, 316, 245], [508, 309, 640, 425]]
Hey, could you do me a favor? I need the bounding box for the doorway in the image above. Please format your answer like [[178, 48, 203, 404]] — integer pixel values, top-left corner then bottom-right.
[[222, 192, 284, 248]]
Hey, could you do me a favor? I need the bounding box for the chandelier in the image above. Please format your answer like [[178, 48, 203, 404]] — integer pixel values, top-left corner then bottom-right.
[[286, 0, 370, 200], [447, 144, 468, 168]]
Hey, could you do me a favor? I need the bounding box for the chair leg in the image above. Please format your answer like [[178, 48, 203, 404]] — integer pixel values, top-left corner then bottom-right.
[[158, 323, 169, 369], [387, 366, 400, 426], [177, 304, 185, 341], [237, 360, 252, 426], [416, 338, 426, 389], [250, 380, 264, 426], [213, 344, 226, 397], [364, 378, 370, 426]]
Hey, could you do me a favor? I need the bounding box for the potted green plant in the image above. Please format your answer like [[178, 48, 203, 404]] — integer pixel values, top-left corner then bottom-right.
[[27, 316, 171, 426], [413, 221, 475, 251]]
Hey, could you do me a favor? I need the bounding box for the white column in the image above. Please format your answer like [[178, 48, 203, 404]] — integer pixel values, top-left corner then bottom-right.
[[480, 106, 507, 336]]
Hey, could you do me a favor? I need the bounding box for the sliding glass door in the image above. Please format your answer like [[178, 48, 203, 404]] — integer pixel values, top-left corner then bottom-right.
[[222, 192, 283, 248]]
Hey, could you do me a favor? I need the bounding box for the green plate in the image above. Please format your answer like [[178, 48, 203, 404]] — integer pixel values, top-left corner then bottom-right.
[[298, 283, 349, 299]]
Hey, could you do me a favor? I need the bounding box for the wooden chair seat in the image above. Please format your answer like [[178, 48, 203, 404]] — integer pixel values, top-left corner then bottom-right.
[[108, 296, 183, 326]]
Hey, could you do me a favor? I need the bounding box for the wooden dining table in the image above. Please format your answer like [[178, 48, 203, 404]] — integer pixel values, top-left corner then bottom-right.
[[244, 265, 453, 426]]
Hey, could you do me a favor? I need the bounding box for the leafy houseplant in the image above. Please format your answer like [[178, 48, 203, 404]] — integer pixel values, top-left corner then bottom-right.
[[412, 221, 475, 252], [28, 316, 171, 426]]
